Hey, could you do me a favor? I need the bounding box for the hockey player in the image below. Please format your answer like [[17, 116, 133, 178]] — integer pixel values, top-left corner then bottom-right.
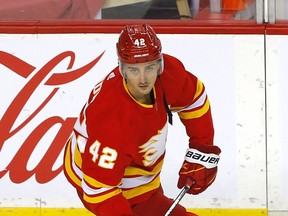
[[63, 23, 221, 216]]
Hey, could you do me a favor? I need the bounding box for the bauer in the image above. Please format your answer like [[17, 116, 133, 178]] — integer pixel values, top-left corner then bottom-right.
[[63, 23, 221, 216]]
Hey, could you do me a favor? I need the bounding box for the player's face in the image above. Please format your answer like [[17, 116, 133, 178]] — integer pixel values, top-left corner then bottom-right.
[[122, 60, 160, 103]]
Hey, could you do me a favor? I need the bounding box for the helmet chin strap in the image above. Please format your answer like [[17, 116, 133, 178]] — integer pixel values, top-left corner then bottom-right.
[[159, 76, 173, 125], [163, 92, 173, 125]]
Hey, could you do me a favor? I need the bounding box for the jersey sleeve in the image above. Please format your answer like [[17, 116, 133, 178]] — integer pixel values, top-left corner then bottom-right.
[[68, 76, 138, 215], [161, 54, 214, 147], [177, 78, 214, 147], [65, 123, 137, 215]]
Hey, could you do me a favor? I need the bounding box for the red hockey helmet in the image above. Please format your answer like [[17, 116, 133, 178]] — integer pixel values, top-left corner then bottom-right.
[[116, 24, 163, 64]]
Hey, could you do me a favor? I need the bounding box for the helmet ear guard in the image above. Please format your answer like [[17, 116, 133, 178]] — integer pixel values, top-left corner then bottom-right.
[[158, 56, 164, 75], [116, 23, 164, 77]]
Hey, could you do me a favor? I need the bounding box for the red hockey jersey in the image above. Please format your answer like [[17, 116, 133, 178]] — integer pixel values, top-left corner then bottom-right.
[[63, 54, 214, 215]]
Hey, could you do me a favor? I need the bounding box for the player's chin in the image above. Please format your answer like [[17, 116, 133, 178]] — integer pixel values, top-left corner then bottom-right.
[[138, 85, 152, 94]]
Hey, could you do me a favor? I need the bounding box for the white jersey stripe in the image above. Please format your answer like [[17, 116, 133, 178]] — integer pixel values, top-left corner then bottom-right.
[[120, 173, 159, 189], [175, 91, 207, 112]]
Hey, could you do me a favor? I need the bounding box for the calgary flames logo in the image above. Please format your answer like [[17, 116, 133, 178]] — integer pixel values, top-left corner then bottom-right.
[[139, 123, 168, 167]]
